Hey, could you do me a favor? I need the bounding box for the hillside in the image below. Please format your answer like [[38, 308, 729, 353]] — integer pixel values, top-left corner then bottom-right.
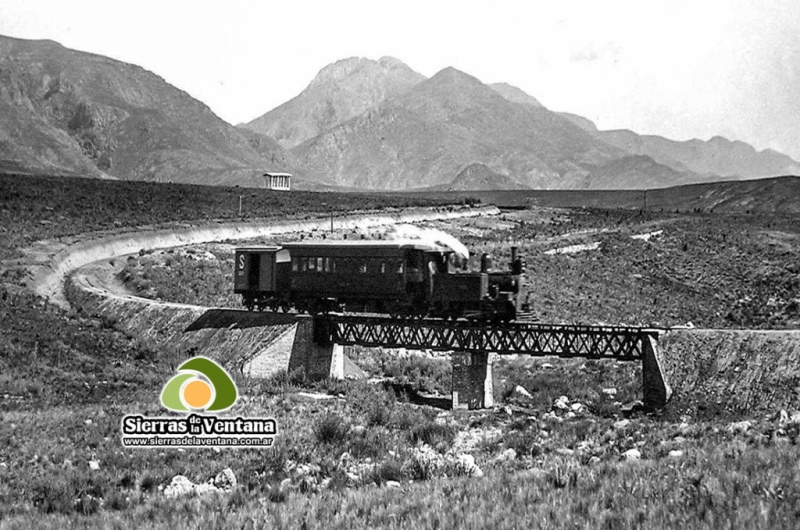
[[294, 67, 630, 190], [582, 155, 697, 189], [410, 175, 800, 214], [0, 35, 300, 187], [505, 90, 800, 182], [426, 162, 527, 191], [242, 57, 425, 149], [647, 174, 800, 213], [489, 82, 543, 108]]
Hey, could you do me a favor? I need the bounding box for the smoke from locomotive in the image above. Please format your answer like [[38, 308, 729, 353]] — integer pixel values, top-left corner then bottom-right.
[[383, 224, 469, 261]]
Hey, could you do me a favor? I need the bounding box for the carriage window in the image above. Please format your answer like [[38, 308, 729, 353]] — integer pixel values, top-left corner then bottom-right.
[[316, 257, 323, 272], [397, 262, 404, 274], [380, 261, 386, 274], [323, 257, 331, 272], [358, 261, 367, 274], [292, 257, 299, 272], [308, 257, 316, 272]]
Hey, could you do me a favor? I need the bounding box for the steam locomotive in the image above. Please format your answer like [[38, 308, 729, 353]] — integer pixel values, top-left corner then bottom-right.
[[233, 240, 526, 322]]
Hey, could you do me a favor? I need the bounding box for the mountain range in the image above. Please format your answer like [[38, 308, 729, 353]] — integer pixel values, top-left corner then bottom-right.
[[245, 58, 800, 190], [2, 34, 798, 191]]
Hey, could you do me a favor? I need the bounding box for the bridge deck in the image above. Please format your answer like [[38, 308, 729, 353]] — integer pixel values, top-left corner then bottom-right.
[[317, 314, 658, 360]]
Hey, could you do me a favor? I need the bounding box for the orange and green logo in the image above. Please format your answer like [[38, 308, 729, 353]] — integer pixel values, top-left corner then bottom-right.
[[160, 356, 237, 412]]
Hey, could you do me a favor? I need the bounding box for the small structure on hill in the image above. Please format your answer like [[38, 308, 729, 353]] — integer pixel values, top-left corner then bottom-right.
[[263, 172, 291, 191]]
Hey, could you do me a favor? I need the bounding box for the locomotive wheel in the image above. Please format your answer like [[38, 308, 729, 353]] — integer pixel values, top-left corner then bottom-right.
[[412, 305, 428, 320], [448, 303, 463, 321], [306, 300, 320, 315], [243, 295, 255, 312], [387, 302, 403, 319]]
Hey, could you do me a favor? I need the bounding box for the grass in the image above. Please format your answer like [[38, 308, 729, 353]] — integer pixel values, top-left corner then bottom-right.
[[3, 175, 800, 527], [448, 208, 800, 329], [0, 173, 452, 261]]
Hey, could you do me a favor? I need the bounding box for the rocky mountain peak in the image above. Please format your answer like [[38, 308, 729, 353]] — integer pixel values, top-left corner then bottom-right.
[[426, 66, 484, 87], [244, 56, 425, 148], [490, 82, 544, 108]]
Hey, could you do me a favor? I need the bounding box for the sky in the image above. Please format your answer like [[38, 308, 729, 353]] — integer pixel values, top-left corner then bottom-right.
[[1, 0, 799, 160]]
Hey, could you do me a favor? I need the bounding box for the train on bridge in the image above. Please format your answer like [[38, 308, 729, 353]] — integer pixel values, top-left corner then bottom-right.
[[233, 240, 527, 322]]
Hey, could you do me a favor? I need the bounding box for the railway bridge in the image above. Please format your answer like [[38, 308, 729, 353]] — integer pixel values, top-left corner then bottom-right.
[[289, 314, 672, 410]]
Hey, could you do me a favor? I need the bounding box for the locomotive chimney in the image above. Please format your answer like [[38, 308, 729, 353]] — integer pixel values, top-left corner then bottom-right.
[[480, 253, 491, 273], [511, 246, 518, 266]]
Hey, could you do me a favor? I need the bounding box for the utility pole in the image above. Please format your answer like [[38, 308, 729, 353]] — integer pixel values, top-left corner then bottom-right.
[[330, 208, 334, 233], [643, 189, 647, 213], [239, 195, 243, 217]]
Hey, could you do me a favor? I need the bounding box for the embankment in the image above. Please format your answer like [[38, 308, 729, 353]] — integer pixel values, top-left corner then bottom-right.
[[26, 205, 499, 308], [660, 329, 800, 416], [56, 205, 498, 377], [67, 261, 300, 376]]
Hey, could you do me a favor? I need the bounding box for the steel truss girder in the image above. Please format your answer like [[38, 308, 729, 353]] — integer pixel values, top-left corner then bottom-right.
[[318, 315, 657, 360]]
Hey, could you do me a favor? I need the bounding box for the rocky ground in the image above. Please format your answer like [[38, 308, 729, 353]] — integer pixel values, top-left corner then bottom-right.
[[2, 177, 800, 527]]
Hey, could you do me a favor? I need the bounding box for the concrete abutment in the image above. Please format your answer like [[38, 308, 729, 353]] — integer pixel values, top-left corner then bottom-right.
[[452, 352, 496, 409]]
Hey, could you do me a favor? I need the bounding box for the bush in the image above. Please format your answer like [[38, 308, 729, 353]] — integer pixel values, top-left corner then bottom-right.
[[502, 430, 543, 458], [411, 421, 457, 450], [314, 413, 349, 445], [30, 475, 75, 514]]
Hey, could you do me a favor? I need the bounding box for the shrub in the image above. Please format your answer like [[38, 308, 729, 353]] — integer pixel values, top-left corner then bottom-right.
[[314, 413, 349, 445], [502, 430, 543, 458], [411, 421, 457, 450], [369, 458, 407, 484], [348, 430, 391, 459], [30, 475, 75, 514]]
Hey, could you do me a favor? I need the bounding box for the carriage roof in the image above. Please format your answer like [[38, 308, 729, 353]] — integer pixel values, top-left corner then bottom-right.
[[236, 240, 451, 254]]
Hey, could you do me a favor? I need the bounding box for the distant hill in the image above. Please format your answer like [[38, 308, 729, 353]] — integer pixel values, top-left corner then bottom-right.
[[294, 67, 629, 190], [556, 112, 800, 180], [425, 163, 526, 191], [242, 57, 425, 149], [557, 112, 599, 133], [645, 175, 800, 214], [596, 130, 800, 180], [582, 155, 697, 189], [409, 175, 800, 214], [0, 35, 300, 187]]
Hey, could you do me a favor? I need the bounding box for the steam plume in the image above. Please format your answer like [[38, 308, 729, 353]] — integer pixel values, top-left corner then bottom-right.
[[385, 224, 469, 260]]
